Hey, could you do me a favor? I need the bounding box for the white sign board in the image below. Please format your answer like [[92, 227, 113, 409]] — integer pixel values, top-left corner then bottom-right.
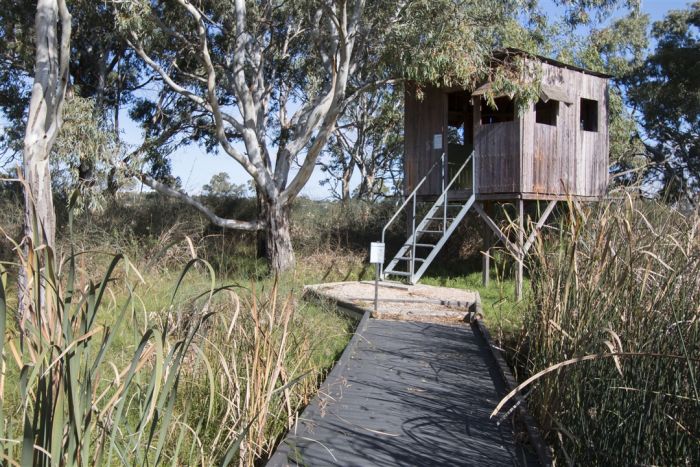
[[433, 133, 443, 150], [369, 242, 385, 264]]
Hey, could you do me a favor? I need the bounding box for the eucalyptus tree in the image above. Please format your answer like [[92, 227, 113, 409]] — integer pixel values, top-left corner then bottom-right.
[[19, 0, 71, 322], [626, 2, 700, 201], [114, 0, 518, 271], [320, 86, 403, 202]]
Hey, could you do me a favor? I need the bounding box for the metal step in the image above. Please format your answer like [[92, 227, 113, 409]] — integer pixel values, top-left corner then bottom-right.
[[384, 270, 411, 277], [411, 194, 476, 283], [380, 151, 474, 284]]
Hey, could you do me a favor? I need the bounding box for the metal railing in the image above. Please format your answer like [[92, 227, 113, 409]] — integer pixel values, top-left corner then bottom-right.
[[380, 153, 446, 278], [380, 151, 475, 282]]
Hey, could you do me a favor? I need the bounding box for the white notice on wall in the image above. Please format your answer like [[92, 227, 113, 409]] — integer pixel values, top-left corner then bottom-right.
[[369, 242, 385, 264], [433, 133, 443, 150]]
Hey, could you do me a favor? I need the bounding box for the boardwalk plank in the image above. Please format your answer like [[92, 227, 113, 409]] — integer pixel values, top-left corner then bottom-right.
[[269, 319, 538, 466]]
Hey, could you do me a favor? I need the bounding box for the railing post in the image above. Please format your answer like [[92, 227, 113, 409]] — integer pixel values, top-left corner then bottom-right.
[[442, 153, 447, 233], [411, 193, 416, 280]]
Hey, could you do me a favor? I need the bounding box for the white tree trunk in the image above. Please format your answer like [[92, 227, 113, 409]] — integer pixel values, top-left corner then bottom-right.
[[23, 143, 56, 247], [19, 0, 71, 324], [262, 200, 295, 273]]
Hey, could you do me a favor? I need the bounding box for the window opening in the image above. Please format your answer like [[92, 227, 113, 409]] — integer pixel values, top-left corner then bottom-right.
[[480, 97, 514, 124], [535, 99, 558, 126], [580, 98, 598, 132]]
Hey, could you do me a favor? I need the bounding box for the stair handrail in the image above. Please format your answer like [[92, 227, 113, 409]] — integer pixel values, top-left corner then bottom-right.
[[380, 153, 445, 277], [441, 151, 474, 197], [438, 152, 473, 234]]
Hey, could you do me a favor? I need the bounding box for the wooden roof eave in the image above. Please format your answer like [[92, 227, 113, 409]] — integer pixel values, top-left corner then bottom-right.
[[471, 82, 514, 99], [472, 82, 574, 106], [540, 85, 573, 105]]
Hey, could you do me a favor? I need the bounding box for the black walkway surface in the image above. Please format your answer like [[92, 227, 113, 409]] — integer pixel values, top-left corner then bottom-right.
[[269, 317, 537, 466]]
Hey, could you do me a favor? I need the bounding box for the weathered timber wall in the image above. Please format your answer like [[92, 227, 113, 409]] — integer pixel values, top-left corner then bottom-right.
[[473, 104, 521, 194], [404, 84, 446, 197], [520, 60, 609, 198]]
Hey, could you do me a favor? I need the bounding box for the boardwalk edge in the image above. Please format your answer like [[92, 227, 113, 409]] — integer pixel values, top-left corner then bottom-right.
[[469, 296, 553, 467]]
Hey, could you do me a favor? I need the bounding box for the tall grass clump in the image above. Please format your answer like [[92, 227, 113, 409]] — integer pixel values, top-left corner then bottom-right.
[[510, 196, 699, 465], [0, 202, 230, 464], [180, 279, 353, 465], [0, 199, 354, 465]]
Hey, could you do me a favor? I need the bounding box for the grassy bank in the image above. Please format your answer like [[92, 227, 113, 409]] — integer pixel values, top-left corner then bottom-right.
[[0, 192, 371, 465]]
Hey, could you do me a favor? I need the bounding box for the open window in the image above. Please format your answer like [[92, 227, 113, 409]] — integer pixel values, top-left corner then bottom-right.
[[480, 97, 514, 124], [580, 98, 598, 132], [535, 99, 558, 126]]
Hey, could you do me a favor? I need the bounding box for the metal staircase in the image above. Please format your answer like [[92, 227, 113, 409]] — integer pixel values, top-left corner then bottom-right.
[[381, 152, 476, 284]]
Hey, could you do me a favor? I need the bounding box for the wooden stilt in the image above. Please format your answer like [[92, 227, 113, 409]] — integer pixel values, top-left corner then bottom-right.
[[474, 202, 521, 257], [522, 200, 557, 255], [516, 200, 524, 301]]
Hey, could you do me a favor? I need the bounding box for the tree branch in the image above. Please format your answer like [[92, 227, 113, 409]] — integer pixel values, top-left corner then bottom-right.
[[137, 172, 264, 231], [281, 0, 364, 204]]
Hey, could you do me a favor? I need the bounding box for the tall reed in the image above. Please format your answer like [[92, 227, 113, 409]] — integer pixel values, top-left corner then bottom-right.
[[175, 278, 353, 466], [509, 196, 700, 464], [0, 201, 232, 465]]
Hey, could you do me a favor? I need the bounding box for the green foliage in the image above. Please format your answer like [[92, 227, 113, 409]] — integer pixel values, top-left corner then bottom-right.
[[381, 0, 506, 88], [202, 172, 248, 199], [521, 197, 700, 464], [51, 96, 127, 211], [626, 2, 700, 199]]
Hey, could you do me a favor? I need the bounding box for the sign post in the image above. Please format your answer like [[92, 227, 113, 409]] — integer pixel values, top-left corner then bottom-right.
[[369, 242, 385, 313]]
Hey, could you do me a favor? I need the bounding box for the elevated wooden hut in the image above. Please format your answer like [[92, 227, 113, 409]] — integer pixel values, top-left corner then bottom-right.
[[382, 49, 611, 298], [404, 49, 610, 201]]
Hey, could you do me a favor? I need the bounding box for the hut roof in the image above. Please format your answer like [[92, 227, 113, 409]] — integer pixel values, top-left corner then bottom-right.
[[494, 47, 614, 79]]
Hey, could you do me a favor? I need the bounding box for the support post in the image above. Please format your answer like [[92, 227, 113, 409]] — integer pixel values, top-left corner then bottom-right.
[[481, 203, 491, 287], [522, 200, 557, 255], [516, 200, 524, 301], [474, 202, 521, 257], [374, 262, 379, 313]]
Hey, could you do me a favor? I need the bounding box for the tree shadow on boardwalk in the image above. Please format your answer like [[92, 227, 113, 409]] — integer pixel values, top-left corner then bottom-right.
[[269, 319, 538, 466]]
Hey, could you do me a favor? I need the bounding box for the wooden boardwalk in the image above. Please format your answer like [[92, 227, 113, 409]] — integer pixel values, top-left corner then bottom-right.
[[268, 314, 538, 466]]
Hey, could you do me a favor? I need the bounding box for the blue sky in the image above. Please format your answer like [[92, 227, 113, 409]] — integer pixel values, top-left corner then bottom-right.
[[122, 0, 692, 199]]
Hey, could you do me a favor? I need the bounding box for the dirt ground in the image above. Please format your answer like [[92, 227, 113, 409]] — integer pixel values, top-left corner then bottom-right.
[[305, 281, 478, 322]]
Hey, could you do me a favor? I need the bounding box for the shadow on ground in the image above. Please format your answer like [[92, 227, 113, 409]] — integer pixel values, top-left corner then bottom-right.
[[269, 320, 538, 466]]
